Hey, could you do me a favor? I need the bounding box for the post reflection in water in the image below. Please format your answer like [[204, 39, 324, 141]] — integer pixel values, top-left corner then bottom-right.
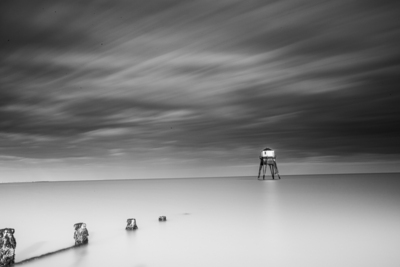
[[71, 244, 88, 267]]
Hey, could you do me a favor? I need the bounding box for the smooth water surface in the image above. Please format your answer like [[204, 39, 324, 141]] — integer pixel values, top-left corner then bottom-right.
[[1, 174, 399, 267]]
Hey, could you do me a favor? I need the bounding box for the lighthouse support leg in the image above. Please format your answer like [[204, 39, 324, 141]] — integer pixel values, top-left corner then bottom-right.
[[274, 161, 281, 179], [258, 161, 263, 179], [263, 164, 268, 180], [269, 164, 275, 179]]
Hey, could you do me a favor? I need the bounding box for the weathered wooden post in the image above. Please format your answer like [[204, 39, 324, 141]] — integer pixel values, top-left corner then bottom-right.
[[0, 228, 16, 267], [73, 223, 89, 246], [258, 147, 281, 180], [126, 219, 138, 230], [158, 216, 167, 221]]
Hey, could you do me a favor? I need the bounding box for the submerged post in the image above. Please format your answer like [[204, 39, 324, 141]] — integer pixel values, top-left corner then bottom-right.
[[126, 219, 138, 230], [73, 223, 89, 246], [258, 147, 281, 180], [0, 228, 16, 267]]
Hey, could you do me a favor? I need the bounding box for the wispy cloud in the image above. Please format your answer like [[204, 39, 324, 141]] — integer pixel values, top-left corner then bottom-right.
[[1, 0, 399, 180], [84, 128, 134, 138]]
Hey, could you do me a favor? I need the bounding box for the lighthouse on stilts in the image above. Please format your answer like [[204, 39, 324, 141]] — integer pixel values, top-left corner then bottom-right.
[[258, 147, 281, 180]]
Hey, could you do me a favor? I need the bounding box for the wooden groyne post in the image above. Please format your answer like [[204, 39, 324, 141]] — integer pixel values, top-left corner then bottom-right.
[[0, 228, 16, 267], [73, 223, 89, 246]]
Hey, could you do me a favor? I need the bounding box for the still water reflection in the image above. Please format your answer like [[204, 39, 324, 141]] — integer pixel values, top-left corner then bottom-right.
[[1, 174, 399, 267]]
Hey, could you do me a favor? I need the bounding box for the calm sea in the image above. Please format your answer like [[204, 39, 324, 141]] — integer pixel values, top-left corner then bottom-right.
[[1, 174, 399, 267]]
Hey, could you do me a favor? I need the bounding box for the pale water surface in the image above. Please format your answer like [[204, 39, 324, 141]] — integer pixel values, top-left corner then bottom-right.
[[1, 174, 399, 267]]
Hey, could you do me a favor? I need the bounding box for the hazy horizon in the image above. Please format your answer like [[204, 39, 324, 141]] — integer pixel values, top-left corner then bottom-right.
[[1, 172, 399, 184]]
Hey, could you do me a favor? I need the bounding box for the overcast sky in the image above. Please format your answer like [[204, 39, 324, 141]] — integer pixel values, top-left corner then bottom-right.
[[1, 0, 399, 182]]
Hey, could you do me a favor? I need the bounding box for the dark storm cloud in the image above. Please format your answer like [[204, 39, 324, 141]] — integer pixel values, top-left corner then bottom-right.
[[1, 0, 400, 170]]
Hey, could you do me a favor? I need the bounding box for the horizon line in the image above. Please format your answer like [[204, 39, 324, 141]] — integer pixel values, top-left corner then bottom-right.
[[1, 172, 399, 185]]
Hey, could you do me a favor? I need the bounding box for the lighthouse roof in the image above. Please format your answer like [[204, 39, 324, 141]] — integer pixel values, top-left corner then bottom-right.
[[262, 147, 273, 151]]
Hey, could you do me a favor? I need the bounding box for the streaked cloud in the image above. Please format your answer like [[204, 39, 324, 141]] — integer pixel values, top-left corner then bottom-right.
[[0, 0, 399, 180]]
